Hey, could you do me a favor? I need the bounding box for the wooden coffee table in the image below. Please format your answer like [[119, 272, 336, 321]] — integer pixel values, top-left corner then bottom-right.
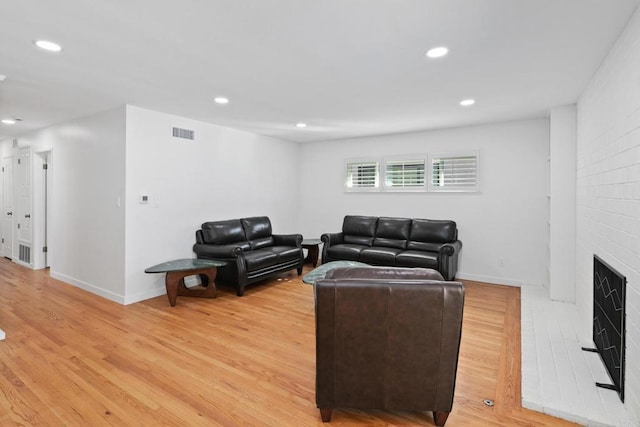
[[145, 258, 227, 306]]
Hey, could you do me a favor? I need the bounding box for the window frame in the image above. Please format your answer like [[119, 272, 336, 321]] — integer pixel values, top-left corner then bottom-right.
[[427, 150, 480, 193], [344, 158, 380, 192], [382, 155, 427, 192]]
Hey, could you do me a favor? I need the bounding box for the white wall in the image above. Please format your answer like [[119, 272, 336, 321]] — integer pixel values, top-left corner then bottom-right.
[[549, 105, 577, 302], [576, 6, 640, 422], [13, 107, 127, 302], [124, 106, 299, 303], [297, 119, 550, 287]]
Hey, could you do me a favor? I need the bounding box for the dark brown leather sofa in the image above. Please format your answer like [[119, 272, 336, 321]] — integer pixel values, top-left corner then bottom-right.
[[315, 267, 465, 425], [321, 215, 462, 280], [193, 216, 303, 296]]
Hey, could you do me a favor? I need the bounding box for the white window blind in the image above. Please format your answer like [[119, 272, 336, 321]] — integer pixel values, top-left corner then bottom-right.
[[384, 159, 425, 190], [345, 160, 379, 191], [429, 152, 479, 192]]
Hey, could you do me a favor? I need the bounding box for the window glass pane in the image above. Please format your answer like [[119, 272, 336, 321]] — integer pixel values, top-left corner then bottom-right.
[[385, 160, 425, 188], [430, 154, 478, 191], [345, 161, 379, 189]]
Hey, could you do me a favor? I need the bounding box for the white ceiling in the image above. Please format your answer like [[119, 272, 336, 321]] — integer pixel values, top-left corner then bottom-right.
[[0, 0, 638, 143]]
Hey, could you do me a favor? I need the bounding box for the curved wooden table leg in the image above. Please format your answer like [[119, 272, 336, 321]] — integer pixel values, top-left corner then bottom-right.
[[303, 244, 320, 267], [165, 267, 218, 307]]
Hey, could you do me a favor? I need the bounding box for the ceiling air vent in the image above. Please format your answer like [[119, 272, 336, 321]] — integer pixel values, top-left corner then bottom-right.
[[172, 127, 195, 141]]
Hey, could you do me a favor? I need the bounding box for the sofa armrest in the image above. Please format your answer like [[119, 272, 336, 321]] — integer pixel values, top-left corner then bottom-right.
[[438, 240, 463, 280], [193, 243, 243, 259], [272, 233, 302, 248], [321, 232, 343, 246], [321, 232, 343, 264], [439, 240, 462, 257]]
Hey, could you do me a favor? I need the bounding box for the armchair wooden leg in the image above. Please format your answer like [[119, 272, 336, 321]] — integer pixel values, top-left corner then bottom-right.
[[433, 411, 450, 426], [319, 408, 332, 422]]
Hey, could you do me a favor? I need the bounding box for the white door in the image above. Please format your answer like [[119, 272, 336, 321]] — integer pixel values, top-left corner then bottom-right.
[[1, 157, 13, 258], [15, 148, 32, 265]]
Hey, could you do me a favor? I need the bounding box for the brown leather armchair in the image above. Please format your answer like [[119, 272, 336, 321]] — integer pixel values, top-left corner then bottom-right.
[[314, 267, 465, 425]]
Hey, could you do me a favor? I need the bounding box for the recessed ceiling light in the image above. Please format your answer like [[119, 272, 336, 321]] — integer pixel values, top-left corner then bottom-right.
[[296, 123, 307, 128], [426, 46, 448, 58], [460, 99, 476, 107], [214, 97, 229, 104], [1, 119, 16, 125], [34, 40, 62, 52]]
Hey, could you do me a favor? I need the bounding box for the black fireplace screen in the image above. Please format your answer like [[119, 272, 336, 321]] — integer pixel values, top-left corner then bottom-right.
[[593, 255, 626, 402]]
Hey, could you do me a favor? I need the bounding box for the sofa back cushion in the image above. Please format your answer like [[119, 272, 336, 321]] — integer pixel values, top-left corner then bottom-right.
[[342, 215, 378, 246], [373, 217, 411, 249], [201, 219, 250, 250], [407, 219, 457, 251], [241, 216, 275, 250]]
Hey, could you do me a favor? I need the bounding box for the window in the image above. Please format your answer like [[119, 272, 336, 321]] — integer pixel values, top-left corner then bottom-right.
[[344, 151, 479, 193], [428, 151, 479, 192], [345, 159, 379, 192], [384, 158, 426, 191]]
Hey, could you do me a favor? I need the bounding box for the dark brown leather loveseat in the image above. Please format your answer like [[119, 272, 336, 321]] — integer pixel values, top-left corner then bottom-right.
[[315, 266, 465, 425], [193, 216, 303, 296], [321, 215, 462, 280]]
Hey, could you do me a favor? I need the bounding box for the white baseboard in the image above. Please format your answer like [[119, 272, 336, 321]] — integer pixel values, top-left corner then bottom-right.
[[50, 271, 126, 304], [123, 286, 166, 305], [456, 272, 543, 288], [50, 271, 166, 306]]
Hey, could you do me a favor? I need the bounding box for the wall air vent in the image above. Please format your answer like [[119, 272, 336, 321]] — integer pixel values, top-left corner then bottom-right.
[[19, 244, 31, 264], [172, 127, 195, 141]]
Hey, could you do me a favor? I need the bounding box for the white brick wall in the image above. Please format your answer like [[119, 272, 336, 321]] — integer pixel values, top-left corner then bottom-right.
[[577, 5, 640, 423]]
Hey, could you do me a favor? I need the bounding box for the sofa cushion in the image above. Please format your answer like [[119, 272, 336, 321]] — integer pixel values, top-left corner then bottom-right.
[[407, 219, 457, 252], [373, 217, 411, 249], [342, 215, 378, 246], [242, 216, 272, 239], [396, 250, 438, 269], [249, 236, 275, 250], [406, 241, 443, 253], [241, 216, 275, 249], [201, 219, 247, 245], [327, 244, 368, 261], [243, 249, 278, 271], [360, 247, 403, 265], [271, 246, 301, 263], [343, 235, 374, 246]]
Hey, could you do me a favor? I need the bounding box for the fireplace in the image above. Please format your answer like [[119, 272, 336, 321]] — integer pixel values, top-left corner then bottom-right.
[[587, 255, 626, 402]]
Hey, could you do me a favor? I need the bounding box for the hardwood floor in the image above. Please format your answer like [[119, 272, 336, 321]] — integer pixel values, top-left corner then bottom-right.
[[0, 259, 577, 426]]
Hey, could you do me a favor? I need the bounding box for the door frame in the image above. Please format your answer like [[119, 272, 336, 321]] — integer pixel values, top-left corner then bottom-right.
[[33, 150, 51, 269]]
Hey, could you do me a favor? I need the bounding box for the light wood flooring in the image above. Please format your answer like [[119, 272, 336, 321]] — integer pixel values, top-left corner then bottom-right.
[[0, 258, 578, 426]]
